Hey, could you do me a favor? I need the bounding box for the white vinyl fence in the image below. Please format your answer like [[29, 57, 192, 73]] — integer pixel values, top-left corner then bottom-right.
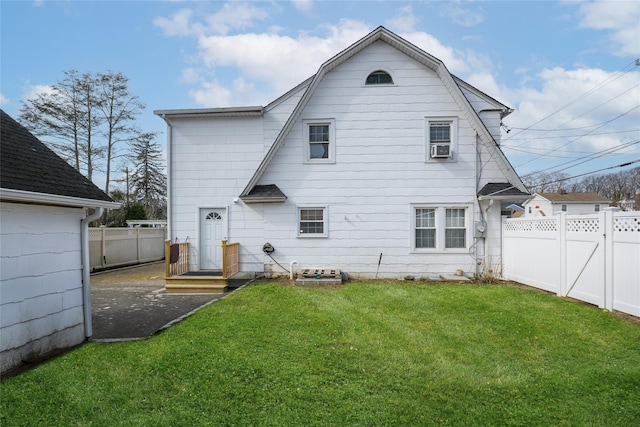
[[502, 209, 640, 317], [89, 227, 167, 271]]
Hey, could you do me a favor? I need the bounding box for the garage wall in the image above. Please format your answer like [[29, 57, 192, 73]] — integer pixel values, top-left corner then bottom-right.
[[1, 202, 86, 373]]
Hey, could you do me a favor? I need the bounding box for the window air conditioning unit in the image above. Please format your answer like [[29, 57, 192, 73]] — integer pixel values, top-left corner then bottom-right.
[[431, 143, 451, 158]]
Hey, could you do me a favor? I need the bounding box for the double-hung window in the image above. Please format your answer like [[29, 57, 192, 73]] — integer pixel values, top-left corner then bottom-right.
[[298, 207, 328, 237], [309, 125, 329, 159], [425, 117, 457, 161], [445, 208, 466, 248], [412, 206, 469, 251], [415, 208, 436, 248], [303, 119, 335, 163], [430, 123, 451, 144]]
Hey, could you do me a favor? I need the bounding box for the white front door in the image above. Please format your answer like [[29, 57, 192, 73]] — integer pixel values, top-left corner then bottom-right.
[[199, 208, 226, 270]]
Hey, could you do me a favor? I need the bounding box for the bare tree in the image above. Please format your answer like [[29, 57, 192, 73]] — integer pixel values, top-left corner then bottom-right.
[[19, 70, 97, 172], [96, 71, 145, 194], [521, 171, 572, 194], [19, 70, 148, 190]]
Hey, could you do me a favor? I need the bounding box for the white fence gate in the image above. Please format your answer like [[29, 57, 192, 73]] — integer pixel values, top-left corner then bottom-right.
[[89, 227, 167, 271], [502, 209, 640, 317]]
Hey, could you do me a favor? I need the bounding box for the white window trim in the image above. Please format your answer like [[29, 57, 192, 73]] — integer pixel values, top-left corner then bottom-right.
[[425, 116, 458, 162], [302, 119, 336, 164], [362, 68, 396, 87], [297, 205, 329, 238], [410, 204, 471, 253]]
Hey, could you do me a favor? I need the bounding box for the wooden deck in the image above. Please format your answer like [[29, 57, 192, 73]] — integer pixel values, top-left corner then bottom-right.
[[164, 240, 239, 293]]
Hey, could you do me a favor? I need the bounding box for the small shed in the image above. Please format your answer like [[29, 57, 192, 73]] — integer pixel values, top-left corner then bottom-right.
[[0, 110, 119, 374]]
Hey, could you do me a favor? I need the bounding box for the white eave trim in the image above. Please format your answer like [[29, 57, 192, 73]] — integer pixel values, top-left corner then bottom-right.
[[154, 106, 264, 120], [239, 196, 287, 204], [478, 194, 531, 201], [0, 188, 121, 209]]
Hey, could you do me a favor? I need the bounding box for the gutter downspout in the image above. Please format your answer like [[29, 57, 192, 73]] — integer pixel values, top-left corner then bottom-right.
[[81, 207, 103, 338]]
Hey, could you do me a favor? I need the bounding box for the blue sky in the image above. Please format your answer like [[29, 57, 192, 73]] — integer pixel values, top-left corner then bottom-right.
[[1, 0, 639, 189]]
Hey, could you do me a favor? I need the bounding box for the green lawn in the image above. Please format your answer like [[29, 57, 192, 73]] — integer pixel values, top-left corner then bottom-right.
[[2, 282, 639, 426]]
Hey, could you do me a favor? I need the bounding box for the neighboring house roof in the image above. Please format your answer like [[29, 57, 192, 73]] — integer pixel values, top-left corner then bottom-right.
[[532, 192, 611, 204], [504, 203, 525, 211], [0, 109, 118, 209], [478, 183, 530, 200], [239, 26, 527, 198]]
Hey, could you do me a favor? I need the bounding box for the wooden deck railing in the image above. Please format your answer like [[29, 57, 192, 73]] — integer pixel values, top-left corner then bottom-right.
[[165, 240, 189, 278], [222, 240, 239, 278], [165, 239, 239, 279]]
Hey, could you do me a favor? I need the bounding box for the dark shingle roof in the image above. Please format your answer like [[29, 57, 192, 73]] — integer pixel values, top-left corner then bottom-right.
[[240, 184, 287, 203], [478, 182, 530, 198], [0, 109, 113, 203]]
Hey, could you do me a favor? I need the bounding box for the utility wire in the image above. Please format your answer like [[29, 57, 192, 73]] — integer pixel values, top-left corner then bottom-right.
[[535, 159, 640, 188], [502, 59, 640, 144], [519, 139, 640, 176], [507, 82, 640, 151], [502, 128, 639, 144], [515, 104, 640, 170]]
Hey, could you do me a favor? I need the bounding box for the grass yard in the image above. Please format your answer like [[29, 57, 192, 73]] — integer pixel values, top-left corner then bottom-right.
[[2, 281, 639, 426]]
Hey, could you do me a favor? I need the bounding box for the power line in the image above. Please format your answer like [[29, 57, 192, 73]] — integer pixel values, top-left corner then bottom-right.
[[502, 128, 639, 143], [536, 159, 640, 188], [502, 59, 640, 144], [515, 104, 640, 170], [520, 139, 640, 178]]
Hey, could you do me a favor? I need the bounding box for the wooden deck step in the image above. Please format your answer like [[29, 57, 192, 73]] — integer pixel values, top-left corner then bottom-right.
[[165, 273, 227, 293]]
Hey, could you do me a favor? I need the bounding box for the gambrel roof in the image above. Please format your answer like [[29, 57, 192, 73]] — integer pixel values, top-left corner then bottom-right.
[[0, 109, 118, 208], [239, 26, 527, 198]]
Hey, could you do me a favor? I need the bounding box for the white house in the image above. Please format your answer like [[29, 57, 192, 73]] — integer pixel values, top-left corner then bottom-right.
[[0, 110, 119, 374], [155, 27, 529, 281], [523, 191, 611, 217]]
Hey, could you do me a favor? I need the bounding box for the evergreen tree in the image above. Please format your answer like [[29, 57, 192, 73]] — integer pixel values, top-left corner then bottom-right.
[[130, 132, 166, 219]]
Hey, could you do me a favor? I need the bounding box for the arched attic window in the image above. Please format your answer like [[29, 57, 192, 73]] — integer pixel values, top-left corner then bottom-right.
[[365, 70, 393, 85]]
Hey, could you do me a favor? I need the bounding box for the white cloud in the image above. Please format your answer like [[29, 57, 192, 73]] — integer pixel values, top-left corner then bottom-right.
[[24, 84, 55, 100], [385, 5, 419, 33], [499, 67, 640, 172], [0, 93, 9, 106], [189, 80, 232, 106], [398, 31, 471, 74], [153, 9, 200, 37], [155, 6, 492, 108], [204, 2, 269, 35], [439, 2, 484, 27], [576, 0, 640, 56], [190, 19, 372, 105], [291, 0, 313, 13], [154, 3, 269, 37]]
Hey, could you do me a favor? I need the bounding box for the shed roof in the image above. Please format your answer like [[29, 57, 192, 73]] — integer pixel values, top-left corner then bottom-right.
[[240, 184, 287, 204], [478, 182, 530, 200], [0, 109, 117, 207]]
